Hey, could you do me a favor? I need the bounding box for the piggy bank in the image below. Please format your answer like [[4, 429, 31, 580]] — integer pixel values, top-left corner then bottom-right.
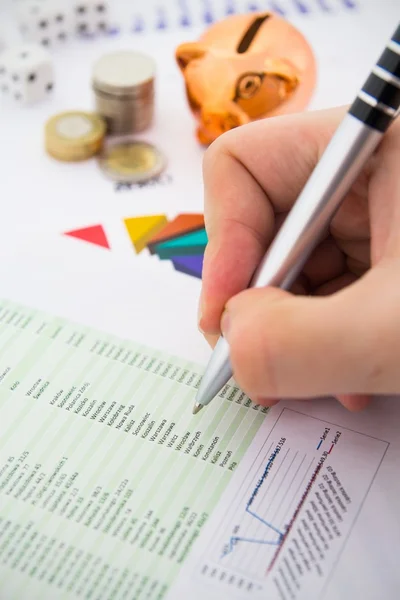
[[175, 12, 316, 145]]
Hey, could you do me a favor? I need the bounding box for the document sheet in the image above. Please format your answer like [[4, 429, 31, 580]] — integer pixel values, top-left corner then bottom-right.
[[0, 298, 266, 599], [0, 298, 398, 599]]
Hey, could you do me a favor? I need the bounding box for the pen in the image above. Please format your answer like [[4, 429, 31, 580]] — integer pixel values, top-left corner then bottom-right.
[[193, 22, 400, 415]]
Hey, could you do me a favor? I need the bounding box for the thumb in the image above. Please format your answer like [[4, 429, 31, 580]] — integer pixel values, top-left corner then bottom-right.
[[221, 264, 400, 401]]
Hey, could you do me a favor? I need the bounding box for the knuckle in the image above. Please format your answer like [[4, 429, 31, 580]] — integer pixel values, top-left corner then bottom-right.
[[202, 129, 236, 176]]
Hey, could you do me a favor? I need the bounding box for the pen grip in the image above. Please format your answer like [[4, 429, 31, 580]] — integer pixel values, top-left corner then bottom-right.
[[349, 23, 400, 132]]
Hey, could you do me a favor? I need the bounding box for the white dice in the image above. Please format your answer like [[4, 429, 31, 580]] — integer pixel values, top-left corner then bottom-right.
[[0, 43, 54, 105], [73, 1, 111, 36], [16, 0, 74, 48]]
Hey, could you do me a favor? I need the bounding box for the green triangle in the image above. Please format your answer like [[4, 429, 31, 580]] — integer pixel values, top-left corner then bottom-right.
[[152, 228, 207, 251]]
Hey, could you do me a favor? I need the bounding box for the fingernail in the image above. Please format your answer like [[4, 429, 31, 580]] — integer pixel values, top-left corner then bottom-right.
[[220, 309, 230, 341]]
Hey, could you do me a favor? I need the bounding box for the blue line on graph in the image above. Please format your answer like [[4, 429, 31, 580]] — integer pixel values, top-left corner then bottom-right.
[[268, 2, 285, 16], [106, 26, 120, 36], [225, 535, 281, 555], [179, 0, 191, 26], [132, 15, 145, 33], [156, 7, 168, 29], [293, 0, 310, 14], [222, 448, 284, 557], [225, 0, 236, 15], [247, 448, 279, 507], [317, 439, 323, 450], [317, 0, 332, 11], [246, 508, 283, 536], [342, 0, 358, 9], [202, 0, 214, 24]]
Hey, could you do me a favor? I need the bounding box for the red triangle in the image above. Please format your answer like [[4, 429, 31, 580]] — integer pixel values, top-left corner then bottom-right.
[[64, 225, 110, 249]]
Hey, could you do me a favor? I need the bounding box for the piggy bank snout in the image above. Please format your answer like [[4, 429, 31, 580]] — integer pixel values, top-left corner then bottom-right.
[[196, 109, 243, 144], [201, 109, 242, 134]]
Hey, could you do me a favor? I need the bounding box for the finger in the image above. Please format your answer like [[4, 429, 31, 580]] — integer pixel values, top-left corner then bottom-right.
[[367, 116, 400, 263], [220, 265, 400, 399], [315, 272, 358, 295], [200, 148, 275, 334], [330, 190, 370, 242], [200, 106, 349, 335], [346, 257, 369, 277], [254, 398, 280, 407], [290, 273, 310, 296], [302, 237, 346, 289], [336, 394, 372, 411], [335, 239, 371, 267]]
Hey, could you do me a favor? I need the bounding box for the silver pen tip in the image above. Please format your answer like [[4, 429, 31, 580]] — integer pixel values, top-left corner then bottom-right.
[[192, 403, 203, 415]]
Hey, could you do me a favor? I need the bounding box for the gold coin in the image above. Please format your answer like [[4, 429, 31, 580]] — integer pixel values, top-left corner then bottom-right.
[[98, 139, 167, 182], [45, 111, 106, 162]]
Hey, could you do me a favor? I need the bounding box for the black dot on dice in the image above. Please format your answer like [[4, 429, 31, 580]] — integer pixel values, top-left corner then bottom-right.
[[20, 52, 29, 59], [98, 22, 106, 30], [0, 67, 5, 75], [15, 92, 21, 100], [39, 19, 48, 28], [42, 38, 50, 46], [1, 84, 8, 92], [78, 23, 87, 32], [12, 74, 19, 82], [97, 4, 106, 12], [46, 83, 53, 92], [76, 6, 86, 14], [55, 14, 64, 22], [28, 73, 36, 83], [58, 32, 67, 40]]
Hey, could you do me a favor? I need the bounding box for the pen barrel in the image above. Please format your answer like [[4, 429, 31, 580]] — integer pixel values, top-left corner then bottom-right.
[[251, 23, 400, 292], [251, 113, 382, 290], [349, 23, 400, 132]]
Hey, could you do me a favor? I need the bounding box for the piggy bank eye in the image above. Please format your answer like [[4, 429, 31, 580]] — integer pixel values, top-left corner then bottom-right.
[[236, 74, 263, 99]]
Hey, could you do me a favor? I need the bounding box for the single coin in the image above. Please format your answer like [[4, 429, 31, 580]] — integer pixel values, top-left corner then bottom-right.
[[45, 111, 106, 161], [98, 139, 167, 182]]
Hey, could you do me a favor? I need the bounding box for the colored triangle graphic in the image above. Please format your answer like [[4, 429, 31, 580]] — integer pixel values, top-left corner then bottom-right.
[[147, 214, 205, 251], [152, 228, 207, 259], [171, 254, 204, 279], [64, 225, 110, 249], [155, 228, 207, 249], [124, 214, 168, 253]]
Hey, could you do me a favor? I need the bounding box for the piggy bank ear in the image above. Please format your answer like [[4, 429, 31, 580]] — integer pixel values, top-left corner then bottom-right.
[[175, 42, 207, 71], [264, 57, 299, 92]]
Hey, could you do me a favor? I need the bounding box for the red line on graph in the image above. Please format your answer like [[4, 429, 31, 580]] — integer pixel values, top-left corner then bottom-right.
[[328, 444, 334, 454], [266, 456, 326, 574]]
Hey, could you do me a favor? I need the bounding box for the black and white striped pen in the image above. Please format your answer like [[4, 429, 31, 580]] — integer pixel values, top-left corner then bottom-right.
[[193, 23, 400, 415]]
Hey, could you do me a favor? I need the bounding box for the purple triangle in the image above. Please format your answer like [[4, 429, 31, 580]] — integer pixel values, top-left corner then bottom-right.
[[171, 254, 204, 279]]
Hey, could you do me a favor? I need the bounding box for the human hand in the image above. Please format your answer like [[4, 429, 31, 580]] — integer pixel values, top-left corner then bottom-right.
[[198, 106, 400, 411]]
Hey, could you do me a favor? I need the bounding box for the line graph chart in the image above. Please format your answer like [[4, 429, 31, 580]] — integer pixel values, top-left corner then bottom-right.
[[222, 440, 285, 558], [196, 409, 388, 599]]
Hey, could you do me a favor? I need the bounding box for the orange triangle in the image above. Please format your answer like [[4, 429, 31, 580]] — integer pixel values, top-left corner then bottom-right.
[[147, 214, 204, 250], [64, 225, 110, 249]]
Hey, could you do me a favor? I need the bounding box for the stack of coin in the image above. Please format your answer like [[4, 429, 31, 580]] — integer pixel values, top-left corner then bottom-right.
[[92, 50, 156, 136], [45, 111, 106, 162]]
